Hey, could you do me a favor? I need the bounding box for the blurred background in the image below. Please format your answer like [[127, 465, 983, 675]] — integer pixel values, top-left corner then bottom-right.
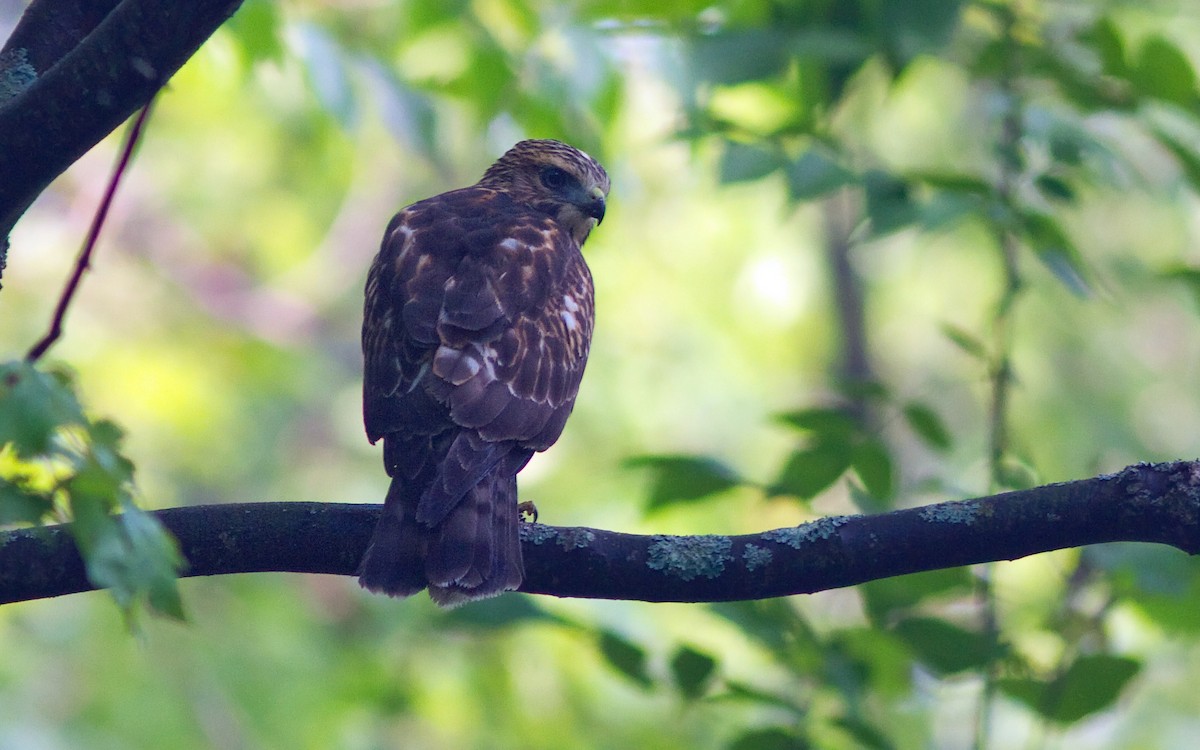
[[3, 0, 1200, 747]]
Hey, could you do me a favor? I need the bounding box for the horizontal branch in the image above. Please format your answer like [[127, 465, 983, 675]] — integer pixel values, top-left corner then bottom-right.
[[1, 461, 1198, 606]]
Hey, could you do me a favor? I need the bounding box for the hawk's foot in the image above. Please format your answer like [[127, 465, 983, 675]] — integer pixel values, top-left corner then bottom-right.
[[518, 501, 539, 523]]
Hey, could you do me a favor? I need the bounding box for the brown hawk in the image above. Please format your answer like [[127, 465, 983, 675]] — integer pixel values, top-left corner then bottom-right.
[[357, 139, 609, 606]]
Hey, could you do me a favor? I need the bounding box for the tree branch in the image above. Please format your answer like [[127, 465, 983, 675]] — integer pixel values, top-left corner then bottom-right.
[[27, 95, 156, 361], [2, 461, 1198, 606], [0, 0, 244, 249]]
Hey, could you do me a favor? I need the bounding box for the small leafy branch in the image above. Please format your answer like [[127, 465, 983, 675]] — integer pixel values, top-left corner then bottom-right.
[[0, 362, 183, 619], [0, 96, 182, 622]]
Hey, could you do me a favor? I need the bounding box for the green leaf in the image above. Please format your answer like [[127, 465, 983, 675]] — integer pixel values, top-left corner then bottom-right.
[[0, 477, 53, 525], [829, 716, 896, 750], [670, 644, 717, 700], [909, 170, 992, 196], [1149, 123, 1200, 192], [940, 324, 990, 361], [830, 627, 914, 699], [863, 170, 916, 236], [1118, 555, 1200, 632], [770, 442, 853, 500], [709, 599, 818, 657], [1020, 212, 1091, 297], [860, 568, 973, 625], [1047, 128, 1087, 167], [597, 630, 653, 689], [728, 727, 808, 750], [720, 681, 806, 715], [1031, 41, 1133, 111], [114, 504, 186, 620], [1134, 35, 1198, 108], [786, 147, 856, 201], [0, 361, 85, 458], [1034, 174, 1075, 203], [1160, 265, 1200, 312], [770, 407, 865, 499], [404, 0, 472, 34], [0, 364, 180, 622], [225, 0, 285, 66], [892, 617, 1000, 675], [67, 453, 126, 512], [851, 439, 893, 502], [774, 407, 858, 438], [686, 31, 793, 86], [1086, 543, 1195, 598], [902, 402, 952, 451], [999, 655, 1141, 724], [625, 455, 742, 511], [1082, 16, 1128, 79], [719, 141, 782, 184], [879, 0, 965, 65]]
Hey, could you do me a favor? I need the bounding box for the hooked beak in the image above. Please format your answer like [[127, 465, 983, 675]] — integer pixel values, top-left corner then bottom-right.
[[584, 185, 606, 224]]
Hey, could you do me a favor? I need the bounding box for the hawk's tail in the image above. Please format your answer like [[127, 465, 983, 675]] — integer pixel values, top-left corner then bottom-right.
[[357, 448, 526, 606], [357, 476, 429, 598], [426, 470, 524, 608]]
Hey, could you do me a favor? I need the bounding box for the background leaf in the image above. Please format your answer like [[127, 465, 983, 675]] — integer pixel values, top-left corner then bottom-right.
[[892, 617, 1000, 676], [670, 644, 718, 700], [626, 455, 743, 511], [597, 630, 654, 689], [999, 655, 1141, 724]]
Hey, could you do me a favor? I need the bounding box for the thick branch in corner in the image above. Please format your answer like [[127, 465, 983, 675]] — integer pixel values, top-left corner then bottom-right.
[[1, 461, 1198, 606], [0, 0, 245, 242]]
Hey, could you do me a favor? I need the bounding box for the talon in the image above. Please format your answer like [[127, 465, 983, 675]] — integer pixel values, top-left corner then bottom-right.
[[518, 501, 539, 523]]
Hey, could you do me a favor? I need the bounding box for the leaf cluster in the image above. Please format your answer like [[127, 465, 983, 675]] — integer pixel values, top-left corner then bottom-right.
[[0, 360, 183, 621]]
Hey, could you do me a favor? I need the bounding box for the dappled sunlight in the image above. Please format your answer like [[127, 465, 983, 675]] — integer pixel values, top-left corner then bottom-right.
[[4, 0, 1200, 748]]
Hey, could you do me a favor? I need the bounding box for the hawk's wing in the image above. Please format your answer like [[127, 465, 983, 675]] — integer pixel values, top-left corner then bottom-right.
[[363, 187, 594, 513]]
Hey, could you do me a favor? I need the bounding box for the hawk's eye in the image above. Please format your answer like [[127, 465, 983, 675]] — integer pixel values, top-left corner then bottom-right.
[[539, 167, 573, 191]]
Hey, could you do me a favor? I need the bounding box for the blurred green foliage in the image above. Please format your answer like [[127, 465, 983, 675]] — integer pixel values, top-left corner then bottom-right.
[[0, 361, 183, 621], [3, 0, 1200, 747]]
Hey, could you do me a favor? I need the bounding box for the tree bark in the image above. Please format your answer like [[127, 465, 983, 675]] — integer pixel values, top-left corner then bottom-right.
[[2, 461, 1198, 606], [0, 0, 245, 258]]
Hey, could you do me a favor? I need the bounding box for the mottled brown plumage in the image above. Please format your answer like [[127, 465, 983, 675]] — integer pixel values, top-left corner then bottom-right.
[[358, 140, 609, 606]]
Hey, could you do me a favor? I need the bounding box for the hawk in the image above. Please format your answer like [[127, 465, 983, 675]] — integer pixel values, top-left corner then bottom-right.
[[358, 139, 609, 606]]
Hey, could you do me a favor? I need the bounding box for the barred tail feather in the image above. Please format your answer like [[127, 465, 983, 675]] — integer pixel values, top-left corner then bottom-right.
[[357, 478, 428, 597], [428, 472, 524, 608]]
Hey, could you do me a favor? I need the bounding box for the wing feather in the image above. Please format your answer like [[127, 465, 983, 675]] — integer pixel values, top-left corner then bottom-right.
[[363, 185, 594, 484]]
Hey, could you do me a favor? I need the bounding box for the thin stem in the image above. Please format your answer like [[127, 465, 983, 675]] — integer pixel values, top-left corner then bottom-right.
[[26, 95, 157, 362], [975, 4, 1026, 748], [823, 189, 874, 410]]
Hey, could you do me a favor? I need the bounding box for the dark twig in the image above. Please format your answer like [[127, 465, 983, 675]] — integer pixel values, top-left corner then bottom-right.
[[976, 10, 1027, 746], [26, 96, 156, 362]]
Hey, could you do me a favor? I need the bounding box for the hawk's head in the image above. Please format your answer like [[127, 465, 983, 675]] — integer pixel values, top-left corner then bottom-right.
[[479, 139, 610, 246]]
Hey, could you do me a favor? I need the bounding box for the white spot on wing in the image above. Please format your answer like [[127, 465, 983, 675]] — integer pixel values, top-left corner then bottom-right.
[[499, 238, 522, 251], [407, 361, 430, 392], [561, 309, 577, 331], [480, 345, 499, 381], [392, 225, 416, 261], [562, 295, 579, 312]]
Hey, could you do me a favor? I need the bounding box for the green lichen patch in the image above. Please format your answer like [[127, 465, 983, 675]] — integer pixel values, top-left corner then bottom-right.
[[761, 515, 852, 549], [0, 49, 37, 104], [646, 535, 733, 581], [919, 500, 981, 525], [556, 528, 595, 550], [742, 543, 773, 571], [519, 523, 559, 545]]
